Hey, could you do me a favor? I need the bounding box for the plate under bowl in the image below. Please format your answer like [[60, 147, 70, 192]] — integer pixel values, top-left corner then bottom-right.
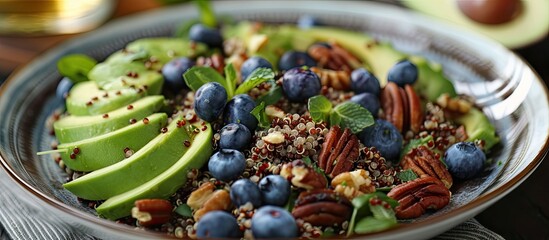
[[1, 1, 548, 239]]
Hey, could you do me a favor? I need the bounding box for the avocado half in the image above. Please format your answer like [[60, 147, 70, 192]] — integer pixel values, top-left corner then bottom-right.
[[402, 0, 549, 48]]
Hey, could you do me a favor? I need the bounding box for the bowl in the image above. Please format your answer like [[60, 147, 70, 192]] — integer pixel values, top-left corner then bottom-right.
[[1, 1, 548, 239]]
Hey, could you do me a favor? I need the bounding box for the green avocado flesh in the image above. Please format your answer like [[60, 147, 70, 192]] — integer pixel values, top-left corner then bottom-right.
[[65, 81, 145, 117], [64, 113, 194, 200], [59, 113, 167, 172], [54, 95, 165, 144], [88, 61, 163, 95], [455, 107, 499, 150], [96, 122, 213, 220]]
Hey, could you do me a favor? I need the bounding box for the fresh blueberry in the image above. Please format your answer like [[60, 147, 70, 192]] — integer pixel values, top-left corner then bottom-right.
[[351, 68, 381, 96], [189, 23, 223, 48], [282, 67, 322, 102], [194, 82, 227, 122], [196, 211, 242, 238], [444, 142, 486, 180], [56, 77, 74, 100], [387, 60, 418, 87], [240, 56, 273, 81], [230, 179, 262, 208], [258, 175, 291, 207], [219, 123, 252, 150], [350, 93, 380, 118], [359, 119, 403, 162], [297, 15, 323, 29], [278, 51, 317, 71], [161, 57, 194, 92], [208, 149, 246, 182], [251, 206, 298, 238], [224, 94, 258, 131]]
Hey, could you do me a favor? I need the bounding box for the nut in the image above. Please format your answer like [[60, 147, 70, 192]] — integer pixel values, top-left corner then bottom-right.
[[262, 131, 285, 145], [401, 146, 453, 188], [381, 82, 423, 134], [196, 53, 225, 74], [280, 160, 328, 190], [308, 42, 362, 73], [310, 67, 351, 90], [265, 105, 285, 119], [436, 93, 472, 114], [331, 169, 375, 199], [405, 84, 423, 133], [317, 126, 360, 178], [381, 82, 404, 131], [387, 176, 451, 219], [292, 189, 352, 227], [193, 190, 232, 221], [186, 182, 215, 210], [131, 199, 173, 227]]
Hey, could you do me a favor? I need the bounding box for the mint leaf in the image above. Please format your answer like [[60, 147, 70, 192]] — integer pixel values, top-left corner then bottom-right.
[[255, 83, 283, 106], [174, 204, 193, 218], [354, 216, 397, 234], [251, 102, 271, 129], [183, 66, 226, 92], [57, 54, 97, 83], [330, 102, 374, 134], [234, 68, 275, 95], [397, 169, 418, 182], [224, 63, 237, 98], [308, 95, 332, 123], [195, 0, 217, 27]]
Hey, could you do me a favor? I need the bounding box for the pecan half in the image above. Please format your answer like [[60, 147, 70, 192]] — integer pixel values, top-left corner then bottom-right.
[[131, 199, 173, 227], [193, 190, 232, 221], [401, 146, 453, 188], [307, 42, 362, 73], [317, 126, 360, 178], [381, 82, 423, 134], [280, 160, 328, 190], [331, 169, 375, 199], [292, 189, 352, 227], [310, 67, 351, 90], [387, 177, 451, 219]]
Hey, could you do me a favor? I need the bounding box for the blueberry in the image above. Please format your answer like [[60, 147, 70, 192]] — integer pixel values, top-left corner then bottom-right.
[[282, 67, 322, 103], [194, 82, 227, 122], [208, 149, 246, 182], [219, 123, 252, 151], [359, 119, 403, 162], [240, 56, 273, 81], [444, 142, 486, 180], [161, 57, 194, 92], [297, 15, 323, 29], [224, 94, 258, 131], [350, 93, 380, 118], [278, 51, 317, 72], [258, 175, 291, 207], [196, 211, 242, 238], [387, 60, 418, 87], [189, 23, 223, 48], [56, 77, 74, 100], [230, 179, 262, 208], [351, 68, 380, 96], [251, 206, 298, 238]]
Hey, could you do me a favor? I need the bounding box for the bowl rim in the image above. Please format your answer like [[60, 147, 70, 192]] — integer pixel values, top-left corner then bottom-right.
[[1, 1, 548, 239]]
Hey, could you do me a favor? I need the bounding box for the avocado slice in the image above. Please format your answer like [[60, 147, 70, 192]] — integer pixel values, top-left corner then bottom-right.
[[455, 107, 499, 150], [409, 56, 457, 102], [95, 122, 213, 220], [59, 113, 167, 172], [88, 61, 163, 95], [65, 81, 146, 116], [54, 95, 165, 143], [115, 38, 207, 67], [63, 112, 196, 200]]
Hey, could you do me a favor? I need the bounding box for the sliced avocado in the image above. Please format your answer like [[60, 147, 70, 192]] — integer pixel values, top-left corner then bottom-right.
[[65, 81, 145, 116], [63, 112, 195, 200], [409, 56, 457, 102], [455, 107, 499, 150], [95, 122, 213, 220], [59, 113, 167, 172], [88, 61, 163, 95], [54, 96, 165, 143]]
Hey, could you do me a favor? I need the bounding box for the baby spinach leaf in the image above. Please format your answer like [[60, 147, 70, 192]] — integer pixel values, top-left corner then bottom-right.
[[224, 63, 237, 98], [370, 204, 397, 223], [397, 169, 418, 182], [183, 66, 226, 92], [251, 102, 271, 129], [308, 95, 332, 123], [330, 102, 374, 133], [57, 54, 97, 83], [234, 68, 275, 95]]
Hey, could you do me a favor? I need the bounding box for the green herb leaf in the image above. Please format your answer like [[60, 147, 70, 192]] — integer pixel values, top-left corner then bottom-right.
[[255, 83, 283, 106], [174, 204, 193, 218], [57, 54, 97, 83], [321, 227, 336, 238], [308, 95, 332, 123], [195, 0, 217, 27], [251, 102, 271, 129], [284, 190, 299, 212], [183, 66, 227, 92], [370, 204, 397, 223], [330, 102, 374, 134], [354, 216, 397, 234], [302, 156, 327, 177], [234, 68, 275, 95], [397, 169, 418, 182], [347, 192, 399, 237], [224, 63, 237, 98], [400, 135, 434, 160]]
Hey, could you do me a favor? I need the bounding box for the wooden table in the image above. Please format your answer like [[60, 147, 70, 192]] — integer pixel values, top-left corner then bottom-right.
[[1, 1, 547, 239]]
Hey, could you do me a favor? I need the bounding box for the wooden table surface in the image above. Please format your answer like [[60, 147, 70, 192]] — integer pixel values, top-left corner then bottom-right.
[[0, 1, 548, 239]]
